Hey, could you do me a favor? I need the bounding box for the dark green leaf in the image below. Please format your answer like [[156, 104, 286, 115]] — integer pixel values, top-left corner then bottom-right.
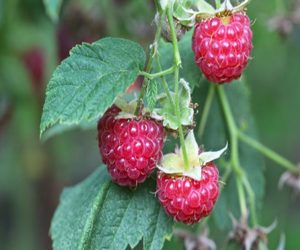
[[40, 38, 146, 138], [51, 167, 173, 250], [43, 0, 63, 21]]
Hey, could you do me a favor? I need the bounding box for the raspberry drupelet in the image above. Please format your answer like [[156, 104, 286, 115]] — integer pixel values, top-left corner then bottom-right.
[[192, 12, 253, 84], [156, 162, 219, 224], [98, 106, 165, 187]]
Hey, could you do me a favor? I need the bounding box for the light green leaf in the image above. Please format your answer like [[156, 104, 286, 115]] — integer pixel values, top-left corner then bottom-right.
[[158, 153, 184, 172], [194, 0, 215, 12], [159, 131, 205, 181], [43, 0, 63, 22], [199, 143, 228, 165], [40, 38, 145, 138], [153, 79, 193, 130], [146, 80, 158, 110], [51, 167, 173, 250], [159, 0, 175, 10]]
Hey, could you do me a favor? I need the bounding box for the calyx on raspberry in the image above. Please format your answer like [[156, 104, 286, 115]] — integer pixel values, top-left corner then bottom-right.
[[157, 131, 227, 180], [97, 104, 165, 187], [156, 131, 227, 224]]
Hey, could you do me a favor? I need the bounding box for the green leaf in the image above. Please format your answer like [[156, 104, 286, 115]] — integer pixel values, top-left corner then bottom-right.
[[146, 80, 158, 111], [43, 0, 63, 22], [51, 167, 173, 250], [40, 38, 146, 138], [153, 79, 194, 130]]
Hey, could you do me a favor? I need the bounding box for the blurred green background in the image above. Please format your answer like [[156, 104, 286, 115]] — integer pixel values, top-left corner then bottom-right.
[[0, 0, 299, 249]]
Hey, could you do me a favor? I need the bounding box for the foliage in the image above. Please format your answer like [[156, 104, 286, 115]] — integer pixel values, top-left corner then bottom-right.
[[51, 167, 173, 250], [40, 38, 145, 138]]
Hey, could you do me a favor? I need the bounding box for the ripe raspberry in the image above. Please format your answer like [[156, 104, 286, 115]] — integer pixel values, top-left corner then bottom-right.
[[156, 163, 219, 224], [192, 12, 253, 84], [98, 106, 165, 187]]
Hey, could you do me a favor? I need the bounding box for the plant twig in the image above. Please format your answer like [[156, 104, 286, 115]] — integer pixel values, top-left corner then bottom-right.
[[155, 56, 175, 109], [139, 66, 176, 80], [198, 85, 216, 138], [238, 131, 298, 172], [216, 86, 251, 223], [166, 5, 190, 170]]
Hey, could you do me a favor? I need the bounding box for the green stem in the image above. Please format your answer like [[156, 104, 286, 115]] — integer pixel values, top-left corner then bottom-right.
[[217, 86, 249, 221], [236, 178, 247, 219], [166, 5, 189, 170], [139, 66, 175, 80], [216, 86, 242, 176], [155, 56, 175, 109], [198, 85, 216, 139], [220, 160, 232, 184], [238, 131, 298, 172], [154, 0, 163, 14], [242, 177, 258, 225], [166, 7, 181, 66], [175, 70, 190, 171]]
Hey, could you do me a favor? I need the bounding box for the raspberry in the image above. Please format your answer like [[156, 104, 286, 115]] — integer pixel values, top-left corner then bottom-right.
[[192, 12, 253, 84], [98, 106, 165, 187], [156, 163, 219, 224]]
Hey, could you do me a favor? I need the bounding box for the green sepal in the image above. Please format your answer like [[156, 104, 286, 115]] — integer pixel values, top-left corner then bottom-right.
[[152, 79, 194, 130]]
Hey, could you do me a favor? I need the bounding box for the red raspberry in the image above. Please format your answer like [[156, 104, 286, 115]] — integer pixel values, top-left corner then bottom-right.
[[192, 12, 253, 84], [98, 106, 165, 187], [156, 163, 219, 224]]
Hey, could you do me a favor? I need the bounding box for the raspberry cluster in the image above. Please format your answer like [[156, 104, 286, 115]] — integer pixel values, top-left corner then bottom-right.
[[192, 12, 253, 84], [98, 106, 165, 187], [156, 163, 220, 224]]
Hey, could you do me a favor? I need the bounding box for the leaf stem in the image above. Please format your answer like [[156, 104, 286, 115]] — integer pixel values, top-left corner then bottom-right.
[[166, 5, 189, 171], [238, 131, 298, 172], [155, 56, 175, 109], [198, 85, 216, 139], [139, 66, 175, 80]]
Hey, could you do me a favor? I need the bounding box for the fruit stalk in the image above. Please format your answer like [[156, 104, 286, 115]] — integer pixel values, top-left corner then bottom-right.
[[217, 85, 257, 225], [139, 65, 176, 80], [166, 5, 190, 170], [155, 55, 175, 109], [198, 84, 216, 138]]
